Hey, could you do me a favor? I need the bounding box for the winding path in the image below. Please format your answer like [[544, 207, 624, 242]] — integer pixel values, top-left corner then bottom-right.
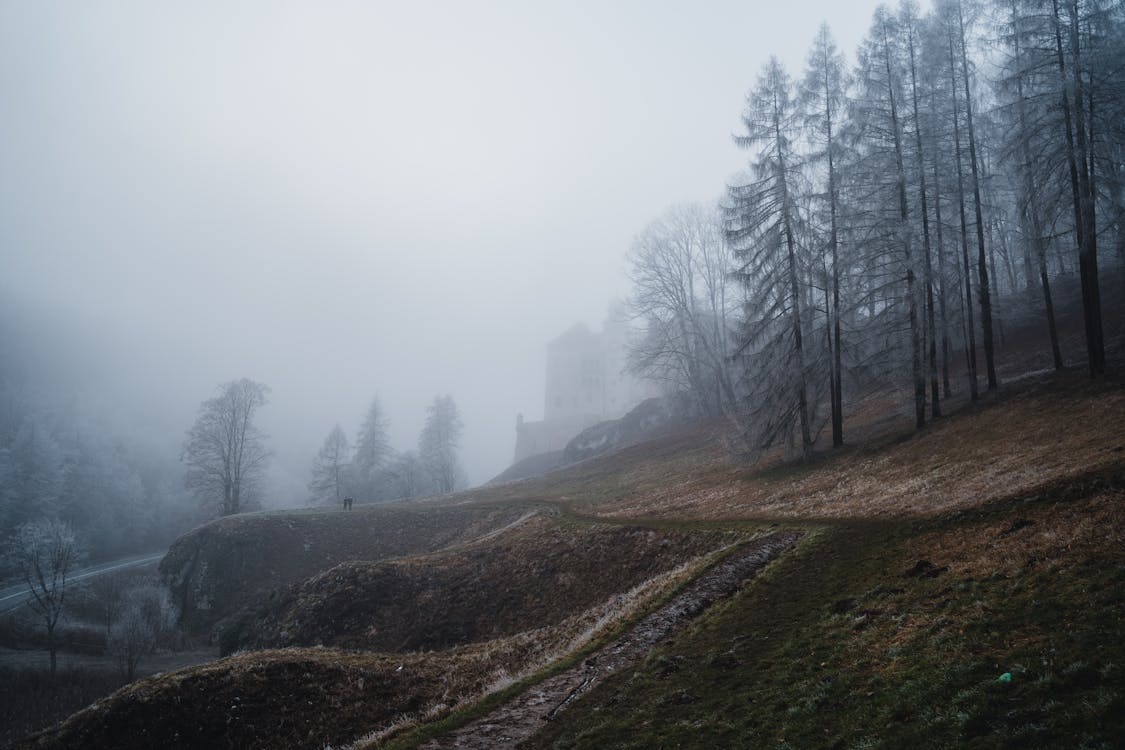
[[418, 530, 801, 749]]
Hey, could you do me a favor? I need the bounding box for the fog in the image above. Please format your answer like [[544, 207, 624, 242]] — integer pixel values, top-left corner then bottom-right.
[[1, 1, 887, 498]]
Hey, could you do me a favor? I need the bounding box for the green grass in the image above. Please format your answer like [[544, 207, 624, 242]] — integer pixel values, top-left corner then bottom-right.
[[376, 529, 784, 750], [527, 501, 1125, 750]]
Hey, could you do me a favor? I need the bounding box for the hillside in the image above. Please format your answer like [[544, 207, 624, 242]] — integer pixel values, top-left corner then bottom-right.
[[160, 503, 533, 635], [17, 370, 1125, 749]]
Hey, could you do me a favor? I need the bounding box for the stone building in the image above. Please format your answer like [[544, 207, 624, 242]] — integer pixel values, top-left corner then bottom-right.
[[513, 318, 657, 463]]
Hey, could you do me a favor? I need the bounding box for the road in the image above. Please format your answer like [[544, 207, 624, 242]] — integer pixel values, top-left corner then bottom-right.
[[0, 551, 166, 614]]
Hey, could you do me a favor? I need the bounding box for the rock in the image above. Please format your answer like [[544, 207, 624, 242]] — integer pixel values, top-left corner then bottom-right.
[[903, 559, 949, 578], [562, 397, 688, 464]]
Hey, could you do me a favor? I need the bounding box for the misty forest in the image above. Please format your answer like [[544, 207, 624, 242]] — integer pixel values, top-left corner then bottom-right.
[[2, 0, 1124, 748]]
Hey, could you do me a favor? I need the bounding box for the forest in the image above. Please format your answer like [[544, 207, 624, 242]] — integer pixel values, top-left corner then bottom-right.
[[626, 0, 1123, 459]]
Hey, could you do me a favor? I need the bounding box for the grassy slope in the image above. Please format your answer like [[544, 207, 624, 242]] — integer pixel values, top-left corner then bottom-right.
[[518, 377, 1125, 749], [19, 372, 1125, 749], [530, 489, 1125, 749], [161, 503, 532, 635], [221, 518, 742, 653]]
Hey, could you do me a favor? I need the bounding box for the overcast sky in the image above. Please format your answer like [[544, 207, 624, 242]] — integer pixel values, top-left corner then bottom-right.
[[1, 0, 892, 497]]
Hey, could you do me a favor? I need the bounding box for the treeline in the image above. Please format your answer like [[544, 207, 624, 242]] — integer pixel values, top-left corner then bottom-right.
[[627, 0, 1123, 458], [0, 379, 197, 572], [306, 394, 466, 507], [178, 380, 468, 516]]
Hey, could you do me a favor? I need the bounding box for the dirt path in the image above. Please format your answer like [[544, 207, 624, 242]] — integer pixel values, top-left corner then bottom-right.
[[417, 530, 801, 750]]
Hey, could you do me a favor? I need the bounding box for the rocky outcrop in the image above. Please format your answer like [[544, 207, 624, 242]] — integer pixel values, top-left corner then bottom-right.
[[562, 396, 689, 464]]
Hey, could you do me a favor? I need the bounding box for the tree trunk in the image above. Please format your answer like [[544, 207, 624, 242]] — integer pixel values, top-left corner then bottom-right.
[[907, 24, 941, 419], [883, 19, 925, 429], [948, 27, 978, 400], [932, 134, 953, 397], [1011, 0, 1064, 370], [826, 55, 844, 447], [48, 623, 57, 679], [958, 0, 998, 392], [775, 101, 814, 459], [1053, 0, 1104, 376]]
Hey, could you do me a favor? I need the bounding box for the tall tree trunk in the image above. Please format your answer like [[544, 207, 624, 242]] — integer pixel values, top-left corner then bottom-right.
[[1011, 0, 1064, 370], [907, 24, 941, 419], [1070, 0, 1105, 374], [48, 622, 57, 679], [957, 0, 998, 392], [823, 45, 844, 446], [1053, 0, 1105, 376], [933, 147, 953, 397], [778, 148, 813, 459], [883, 19, 925, 429], [949, 27, 979, 400]]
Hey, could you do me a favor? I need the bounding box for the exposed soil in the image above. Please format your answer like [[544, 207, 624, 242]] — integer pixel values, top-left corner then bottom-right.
[[413, 531, 801, 749]]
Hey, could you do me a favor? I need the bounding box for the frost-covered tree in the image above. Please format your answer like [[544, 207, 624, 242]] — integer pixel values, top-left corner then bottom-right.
[[728, 56, 820, 459], [385, 450, 432, 501], [418, 395, 464, 494], [0, 414, 66, 532], [626, 202, 736, 417], [993, 0, 1065, 369], [945, 0, 1000, 390], [799, 23, 850, 445], [848, 5, 927, 426], [182, 379, 271, 517], [308, 424, 352, 506], [8, 518, 84, 677], [353, 397, 392, 502], [107, 581, 178, 681]]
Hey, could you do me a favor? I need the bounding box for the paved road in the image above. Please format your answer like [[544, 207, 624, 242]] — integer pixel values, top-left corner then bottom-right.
[[0, 551, 166, 614]]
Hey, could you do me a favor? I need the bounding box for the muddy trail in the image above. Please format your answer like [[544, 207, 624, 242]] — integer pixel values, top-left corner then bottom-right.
[[416, 530, 802, 750]]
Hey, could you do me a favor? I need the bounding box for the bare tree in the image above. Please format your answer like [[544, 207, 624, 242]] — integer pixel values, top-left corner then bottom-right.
[[849, 5, 927, 427], [308, 424, 351, 507], [626, 203, 736, 416], [89, 571, 126, 642], [9, 518, 84, 677], [353, 397, 392, 502], [951, 0, 1000, 391], [994, 0, 1064, 369], [107, 581, 178, 681], [386, 450, 431, 501], [419, 395, 464, 494], [799, 23, 850, 445], [182, 379, 271, 517]]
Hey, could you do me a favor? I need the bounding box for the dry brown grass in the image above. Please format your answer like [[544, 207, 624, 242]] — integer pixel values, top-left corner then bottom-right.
[[842, 487, 1125, 675], [27, 370, 1125, 749], [594, 377, 1125, 521], [904, 488, 1125, 579], [346, 551, 719, 749], [23, 549, 725, 750]]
